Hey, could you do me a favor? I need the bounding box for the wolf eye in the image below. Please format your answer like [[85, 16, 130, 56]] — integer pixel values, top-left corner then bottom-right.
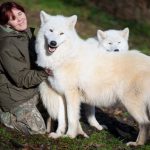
[[118, 42, 121, 44], [60, 32, 64, 35], [49, 29, 53, 32], [108, 42, 112, 45]]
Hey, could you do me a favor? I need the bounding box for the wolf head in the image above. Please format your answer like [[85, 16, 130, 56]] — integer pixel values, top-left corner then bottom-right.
[[38, 11, 77, 54], [36, 11, 78, 68], [97, 28, 129, 52]]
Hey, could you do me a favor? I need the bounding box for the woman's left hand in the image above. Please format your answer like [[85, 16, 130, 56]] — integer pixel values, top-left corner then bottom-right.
[[45, 68, 53, 76]]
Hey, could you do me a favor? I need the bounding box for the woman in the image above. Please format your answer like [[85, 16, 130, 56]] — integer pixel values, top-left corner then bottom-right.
[[0, 1, 51, 135]]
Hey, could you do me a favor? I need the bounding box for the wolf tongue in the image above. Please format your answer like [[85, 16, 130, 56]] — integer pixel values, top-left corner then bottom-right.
[[49, 47, 56, 52]]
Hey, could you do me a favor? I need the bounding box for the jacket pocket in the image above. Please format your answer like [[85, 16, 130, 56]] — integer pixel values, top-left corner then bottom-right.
[[7, 84, 37, 102]]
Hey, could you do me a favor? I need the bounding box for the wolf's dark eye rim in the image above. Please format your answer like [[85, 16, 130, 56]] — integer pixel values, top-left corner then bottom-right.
[[118, 41, 121, 44], [49, 29, 53, 32]]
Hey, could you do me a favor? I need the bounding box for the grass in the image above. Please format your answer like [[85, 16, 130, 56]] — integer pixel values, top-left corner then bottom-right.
[[0, 0, 150, 149], [1, 120, 150, 150]]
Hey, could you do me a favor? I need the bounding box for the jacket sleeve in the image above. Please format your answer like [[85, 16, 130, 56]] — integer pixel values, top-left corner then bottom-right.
[[0, 41, 48, 88]]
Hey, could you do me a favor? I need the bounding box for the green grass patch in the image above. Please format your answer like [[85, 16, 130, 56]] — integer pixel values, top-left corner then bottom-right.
[[1, 126, 150, 150]]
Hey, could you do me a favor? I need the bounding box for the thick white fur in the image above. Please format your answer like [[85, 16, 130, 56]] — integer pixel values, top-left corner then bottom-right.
[[37, 11, 103, 138], [87, 28, 129, 52], [36, 11, 150, 146], [39, 81, 66, 138]]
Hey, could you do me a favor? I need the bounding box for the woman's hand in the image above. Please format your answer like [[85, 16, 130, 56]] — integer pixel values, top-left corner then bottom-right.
[[45, 68, 53, 76]]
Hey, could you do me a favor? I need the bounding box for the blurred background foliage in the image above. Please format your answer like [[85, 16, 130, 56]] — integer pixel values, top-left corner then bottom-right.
[[1, 0, 150, 55], [0, 0, 150, 54]]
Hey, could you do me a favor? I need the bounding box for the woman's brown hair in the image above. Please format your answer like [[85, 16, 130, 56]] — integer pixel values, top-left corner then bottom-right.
[[0, 1, 25, 25]]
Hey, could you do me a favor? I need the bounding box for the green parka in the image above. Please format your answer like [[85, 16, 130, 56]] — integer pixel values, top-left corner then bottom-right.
[[0, 26, 48, 112]]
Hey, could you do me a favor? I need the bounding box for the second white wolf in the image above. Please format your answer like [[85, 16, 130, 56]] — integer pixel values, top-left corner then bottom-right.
[[86, 28, 129, 52]]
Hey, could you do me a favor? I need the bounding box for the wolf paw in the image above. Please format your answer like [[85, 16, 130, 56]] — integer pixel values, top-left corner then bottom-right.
[[126, 141, 143, 146], [77, 128, 89, 138], [64, 132, 77, 139], [56, 128, 66, 135], [94, 124, 104, 130], [62, 134, 75, 139], [88, 118, 107, 131], [48, 132, 62, 139], [80, 131, 89, 138]]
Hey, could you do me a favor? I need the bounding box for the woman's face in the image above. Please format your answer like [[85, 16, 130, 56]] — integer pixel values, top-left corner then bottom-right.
[[7, 8, 27, 31]]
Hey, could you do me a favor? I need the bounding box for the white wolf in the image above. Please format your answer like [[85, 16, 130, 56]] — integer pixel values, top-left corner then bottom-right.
[[36, 11, 150, 146], [37, 11, 103, 139], [86, 28, 129, 52]]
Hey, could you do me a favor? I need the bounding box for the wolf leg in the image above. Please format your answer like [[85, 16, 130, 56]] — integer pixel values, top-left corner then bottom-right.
[[46, 117, 51, 133], [122, 96, 149, 146], [65, 90, 83, 138], [127, 124, 149, 146], [84, 104, 105, 130], [49, 96, 66, 139], [77, 121, 89, 138]]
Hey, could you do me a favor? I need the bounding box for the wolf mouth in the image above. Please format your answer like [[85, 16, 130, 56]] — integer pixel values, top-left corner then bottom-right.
[[48, 45, 58, 53]]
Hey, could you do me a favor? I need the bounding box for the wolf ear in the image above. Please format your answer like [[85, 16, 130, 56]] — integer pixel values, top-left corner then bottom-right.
[[40, 11, 50, 25], [122, 27, 129, 40], [68, 15, 77, 29], [97, 30, 106, 42]]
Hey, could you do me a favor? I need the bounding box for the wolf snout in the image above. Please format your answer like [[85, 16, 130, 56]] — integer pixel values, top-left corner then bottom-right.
[[48, 41, 58, 53], [50, 41, 57, 48]]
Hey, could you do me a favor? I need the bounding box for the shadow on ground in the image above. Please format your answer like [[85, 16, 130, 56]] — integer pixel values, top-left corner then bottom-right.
[[80, 103, 138, 143]]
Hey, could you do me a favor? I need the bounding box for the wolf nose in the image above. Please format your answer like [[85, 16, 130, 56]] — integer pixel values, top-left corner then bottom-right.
[[50, 41, 57, 47], [114, 49, 119, 52]]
